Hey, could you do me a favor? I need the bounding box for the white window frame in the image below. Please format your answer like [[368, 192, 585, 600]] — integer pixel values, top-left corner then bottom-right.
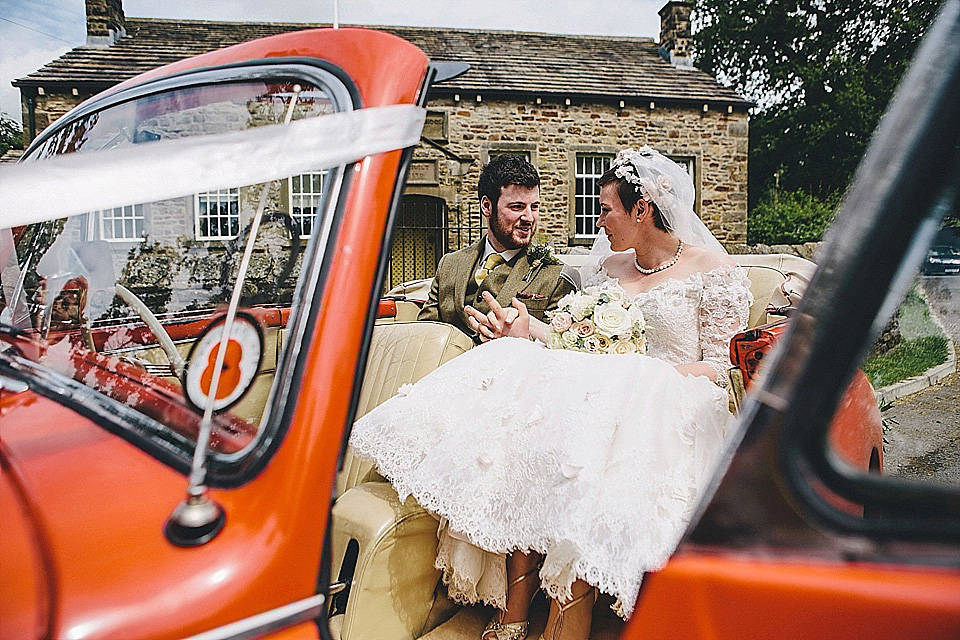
[[195, 188, 240, 240], [98, 204, 146, 242], [289, 171, 328, 239], [573, 154, 613, 241]]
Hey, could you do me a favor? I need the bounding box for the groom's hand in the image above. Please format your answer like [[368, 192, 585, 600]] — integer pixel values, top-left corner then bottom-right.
[[465, 292, 530, 342]]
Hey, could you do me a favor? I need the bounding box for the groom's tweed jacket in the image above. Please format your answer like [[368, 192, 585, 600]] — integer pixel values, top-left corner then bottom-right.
[[418, 236, 574, 339]]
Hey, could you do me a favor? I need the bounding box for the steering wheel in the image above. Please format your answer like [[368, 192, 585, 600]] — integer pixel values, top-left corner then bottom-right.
[[114, 284, 185, 378]]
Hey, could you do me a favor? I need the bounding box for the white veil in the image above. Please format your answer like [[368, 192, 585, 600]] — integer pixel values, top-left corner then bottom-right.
[[572, 147, 727, 288]]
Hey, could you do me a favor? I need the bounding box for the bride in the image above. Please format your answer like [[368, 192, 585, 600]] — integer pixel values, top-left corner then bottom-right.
[[349, 147, 752, 640]]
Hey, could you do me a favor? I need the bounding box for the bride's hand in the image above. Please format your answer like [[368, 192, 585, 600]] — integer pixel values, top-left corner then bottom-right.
[[465, 292, 530, 342]]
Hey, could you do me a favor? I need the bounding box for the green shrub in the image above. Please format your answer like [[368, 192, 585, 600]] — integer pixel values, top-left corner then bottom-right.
[[748, 188, 839, 245]]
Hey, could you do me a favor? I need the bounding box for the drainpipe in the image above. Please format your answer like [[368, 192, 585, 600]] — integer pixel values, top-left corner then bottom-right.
[[26, 95, 36, 143]]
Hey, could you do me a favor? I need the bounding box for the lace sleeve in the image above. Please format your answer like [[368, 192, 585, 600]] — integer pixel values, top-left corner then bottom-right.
[[699, 266, 752, 388]]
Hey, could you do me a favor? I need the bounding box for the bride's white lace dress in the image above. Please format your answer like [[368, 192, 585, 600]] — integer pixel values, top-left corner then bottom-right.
[[349, 264, 752, 618]]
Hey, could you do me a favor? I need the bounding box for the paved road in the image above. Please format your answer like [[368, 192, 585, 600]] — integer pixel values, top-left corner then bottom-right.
[[881, 276, 960, 482]]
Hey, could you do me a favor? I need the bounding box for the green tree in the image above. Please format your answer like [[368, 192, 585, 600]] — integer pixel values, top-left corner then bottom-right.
[[0, 111, 23, 157], [693, 0, 941, 208]]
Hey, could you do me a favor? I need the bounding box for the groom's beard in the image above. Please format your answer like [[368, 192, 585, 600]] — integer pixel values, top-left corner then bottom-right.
[[490, 214, 535, 251]]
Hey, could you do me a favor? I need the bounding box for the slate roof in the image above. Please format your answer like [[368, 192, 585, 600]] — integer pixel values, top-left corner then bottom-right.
[[15, 17, 749, 107], [0, 149, 25, 164]]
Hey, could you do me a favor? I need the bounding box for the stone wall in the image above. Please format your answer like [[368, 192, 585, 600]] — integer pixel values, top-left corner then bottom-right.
[[409, 96, 748, 250], [22, 91, 89, 142], [728, 241, 823, 261]]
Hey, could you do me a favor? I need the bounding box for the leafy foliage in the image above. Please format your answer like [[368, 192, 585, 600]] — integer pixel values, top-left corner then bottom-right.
[[748, 188, 839, 245], [0, 112, 23, 157], [692, 0, 941, 237]]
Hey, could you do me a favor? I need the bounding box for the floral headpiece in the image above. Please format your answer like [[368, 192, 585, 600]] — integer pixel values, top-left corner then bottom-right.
[[611, 147, 674, 205]]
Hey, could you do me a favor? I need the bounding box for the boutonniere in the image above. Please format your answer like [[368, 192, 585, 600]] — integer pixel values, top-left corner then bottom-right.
[[522, 241, 561, 281]]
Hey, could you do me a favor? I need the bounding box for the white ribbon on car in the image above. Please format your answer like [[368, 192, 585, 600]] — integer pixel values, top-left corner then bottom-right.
[[0, 104, 426, 228]]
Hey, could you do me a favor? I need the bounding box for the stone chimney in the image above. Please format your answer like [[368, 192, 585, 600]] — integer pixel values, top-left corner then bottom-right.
[[86, 0, 126, 48], [658, 1, 693, 67]]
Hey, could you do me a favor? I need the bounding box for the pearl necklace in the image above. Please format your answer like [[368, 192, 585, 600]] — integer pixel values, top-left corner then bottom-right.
[[634, 240, 684, 275]]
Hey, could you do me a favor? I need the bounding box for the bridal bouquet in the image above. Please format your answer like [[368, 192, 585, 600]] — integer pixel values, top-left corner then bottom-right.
[[546, 285, 647, 354]]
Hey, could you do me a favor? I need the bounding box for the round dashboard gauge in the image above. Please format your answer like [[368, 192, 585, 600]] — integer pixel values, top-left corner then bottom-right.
[[183, 313, 264, 414]]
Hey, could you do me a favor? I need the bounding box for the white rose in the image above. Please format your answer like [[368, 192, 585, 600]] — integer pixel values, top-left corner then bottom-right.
[[556, 291, 578, 308], [593, 303, 632, 338], [566, 296, 592, 321], [614, 340, 637, 354], [629, 305, 646, 328], [561, 330, 580, 349], [602, 286, 624, 301], [549, 332, 564, 350]]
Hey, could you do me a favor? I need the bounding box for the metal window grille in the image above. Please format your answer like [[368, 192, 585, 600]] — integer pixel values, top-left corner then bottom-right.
[[574, 154, 612, 239], [290, 171, 327, 238], [100, 204, 146, 241], [196, 188, 240, 240], [386, 196, 485, 291]]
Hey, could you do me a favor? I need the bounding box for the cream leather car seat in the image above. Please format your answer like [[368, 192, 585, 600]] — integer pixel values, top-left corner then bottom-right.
[[331, 321, 472, 640]]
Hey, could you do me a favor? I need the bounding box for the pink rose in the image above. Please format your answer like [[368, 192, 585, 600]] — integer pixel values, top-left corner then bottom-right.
[[551, 311, 573, 333], [583, 335, 602, 353], [573, 320, 595, 338]]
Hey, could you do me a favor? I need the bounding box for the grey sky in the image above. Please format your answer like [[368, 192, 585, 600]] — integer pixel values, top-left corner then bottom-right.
[[1, 0, 667, 127]]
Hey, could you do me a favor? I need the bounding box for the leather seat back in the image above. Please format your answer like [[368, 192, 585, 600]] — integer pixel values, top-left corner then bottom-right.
[[733, 254, 816, 328], [336, 321, 473, 498]]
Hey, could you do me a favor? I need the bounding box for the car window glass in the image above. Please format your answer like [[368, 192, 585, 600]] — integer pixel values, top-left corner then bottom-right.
[[830, 228, 960, 488], [0, 78, 341, 464]]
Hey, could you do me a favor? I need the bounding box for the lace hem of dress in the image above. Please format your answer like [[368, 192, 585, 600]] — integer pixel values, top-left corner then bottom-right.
[[434, 522, 646, 620]]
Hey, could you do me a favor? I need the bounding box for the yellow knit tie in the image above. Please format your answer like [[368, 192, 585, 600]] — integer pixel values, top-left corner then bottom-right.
[[475, 253, 505, 286]]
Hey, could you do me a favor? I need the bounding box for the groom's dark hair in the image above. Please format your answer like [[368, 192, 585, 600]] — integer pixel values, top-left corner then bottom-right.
[[478, 155, 540, 208], [599, 168, 668, 232]]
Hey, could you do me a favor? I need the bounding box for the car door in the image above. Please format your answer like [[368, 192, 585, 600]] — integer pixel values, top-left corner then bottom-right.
[[627, 2, 960, 638]]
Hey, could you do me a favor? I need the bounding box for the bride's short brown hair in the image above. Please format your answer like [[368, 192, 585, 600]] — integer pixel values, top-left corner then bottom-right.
[[598, 168, 667, 232]]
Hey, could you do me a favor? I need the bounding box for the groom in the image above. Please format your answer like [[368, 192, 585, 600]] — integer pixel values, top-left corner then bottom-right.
[[419, 155, 574, 339]]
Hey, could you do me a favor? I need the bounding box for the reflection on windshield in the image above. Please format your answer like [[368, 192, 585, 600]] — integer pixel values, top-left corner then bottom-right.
[[0, 79, 338, 457]]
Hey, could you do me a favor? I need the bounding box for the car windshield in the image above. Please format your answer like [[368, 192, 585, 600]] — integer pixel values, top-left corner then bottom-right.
[[0, 77, 341, 460]]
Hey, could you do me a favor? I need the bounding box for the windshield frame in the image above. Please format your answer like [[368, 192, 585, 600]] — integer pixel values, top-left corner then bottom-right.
[[11, 58, 363, 487]]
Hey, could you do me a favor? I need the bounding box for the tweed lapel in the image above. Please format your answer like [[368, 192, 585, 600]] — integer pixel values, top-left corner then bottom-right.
[[454, 236, 486, 312], [495, 246, 530, 308]]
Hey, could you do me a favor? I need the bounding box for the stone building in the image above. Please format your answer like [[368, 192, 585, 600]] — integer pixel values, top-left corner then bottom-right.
[[14, 0, 749, 288]]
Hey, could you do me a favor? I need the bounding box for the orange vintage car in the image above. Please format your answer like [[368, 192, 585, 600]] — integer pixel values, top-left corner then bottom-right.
[[1, 3, 959, 639]]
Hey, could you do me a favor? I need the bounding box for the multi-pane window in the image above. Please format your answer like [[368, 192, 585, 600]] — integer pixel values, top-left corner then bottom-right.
[[290, 171, 327, 237], [196, 188, 240, 239], [100, 204, 146, 241], [574, 154, 612, 238]]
